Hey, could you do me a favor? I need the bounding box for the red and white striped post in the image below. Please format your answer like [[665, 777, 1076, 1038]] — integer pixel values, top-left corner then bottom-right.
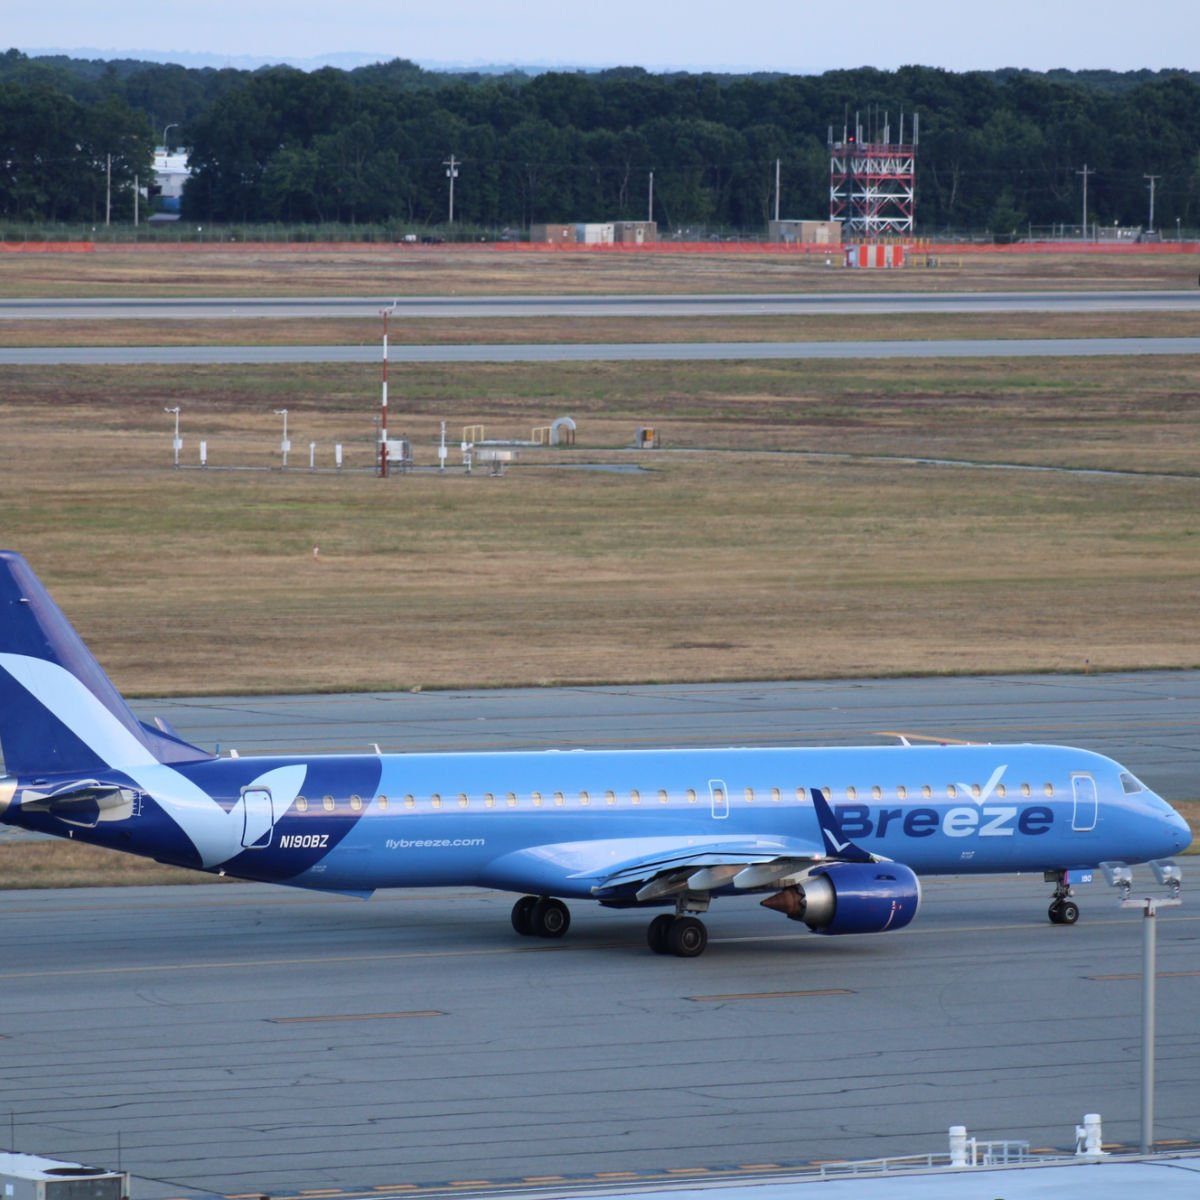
[[379, 304, 395, 477]]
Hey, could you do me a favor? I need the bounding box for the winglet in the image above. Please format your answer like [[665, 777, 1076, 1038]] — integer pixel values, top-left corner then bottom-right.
[[810, 786, 876, 863]]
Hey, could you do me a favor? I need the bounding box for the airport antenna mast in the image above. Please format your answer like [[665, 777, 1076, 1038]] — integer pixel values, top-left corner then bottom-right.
[[829, 109, 917, 237]]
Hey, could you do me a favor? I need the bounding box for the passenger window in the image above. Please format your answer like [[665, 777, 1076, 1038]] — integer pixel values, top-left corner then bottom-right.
[[947, 784, 957, 799], [377, 796, 389, 811], [896, 785, 907, 800], [296, 797, 308, 813], [1021, 783, 1031, 797], [404, 795, 415, 810], [323, 795, 335, 812], [350, 795, 363, 812], [921, 785, 932, 800], [658, 789, 669, 804], [686, 788, 697, 804], [531, 791, 543, 807], [605, 790, 616, 805], [553, 791, 564, 806], [771, 787, 781, 802], [484, 793, 495, 808], [579, 791, 590, 806], [995, 783, 1006, 798], [506, 793, 517, 807], [821, 787, 832, 802], [970, 784, 981, 799], [871, 786, 882, 801], [431, 794, 442, 809], [1043, 782, 1054, 797], [846, 786, 857, 801], [458, 794, 469, 808], [744, 787, 754, 803], [630, 789, 641, 805]]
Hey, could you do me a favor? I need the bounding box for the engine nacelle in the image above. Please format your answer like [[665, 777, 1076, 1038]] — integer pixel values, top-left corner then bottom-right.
[[760, 862, 920, 934]]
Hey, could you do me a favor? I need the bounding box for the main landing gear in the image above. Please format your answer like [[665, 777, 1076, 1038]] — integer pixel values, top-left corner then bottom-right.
[[511, 895, 571, 939], [509, 895, 711, 956], [1046, 871, 1080, 925], [646, 912, 708, 958]]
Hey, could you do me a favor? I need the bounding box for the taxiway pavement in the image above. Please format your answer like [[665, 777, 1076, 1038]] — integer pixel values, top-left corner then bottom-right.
[[1, 674, 1196, 1199]]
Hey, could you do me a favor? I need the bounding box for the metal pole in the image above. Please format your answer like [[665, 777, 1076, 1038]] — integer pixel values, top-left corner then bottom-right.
[[1141, 899, 1157, 1153], [379, 305, 394, 477], [106, 154, 112, 226], [1077, 164, 1093, 240], [273, 408, 289, 468], [774, 158, 781, 223], [1144, 175, 1159, 233], [444, 155, 459, 225], [648, 170, 653, 223]]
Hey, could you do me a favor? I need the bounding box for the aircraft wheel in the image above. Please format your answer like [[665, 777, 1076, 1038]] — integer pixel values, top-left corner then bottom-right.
[[667, 915, 708, 958], [531, 896, 571, 939], [1048, 900, 1064, 924], [1059, 900, 1080, 925], [647, 913, 674, 955], [511, 895, 537, 936]]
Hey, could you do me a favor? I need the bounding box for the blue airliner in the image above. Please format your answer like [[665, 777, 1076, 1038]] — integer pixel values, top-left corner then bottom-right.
[[0, 551, 1190, 956]]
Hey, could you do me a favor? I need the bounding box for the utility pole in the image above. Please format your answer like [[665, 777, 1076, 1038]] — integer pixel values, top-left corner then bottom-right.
[[1077, 164, 1094, 239], [105, 154, 112, 226], [774, 158, 781, 223], [1144, 174, 1160, 233], [648, 170, 654, 222], [444, 155, 459, 225]]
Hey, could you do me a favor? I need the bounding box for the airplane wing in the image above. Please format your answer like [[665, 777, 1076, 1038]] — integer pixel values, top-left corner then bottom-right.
[[589, 788, 883, 904]]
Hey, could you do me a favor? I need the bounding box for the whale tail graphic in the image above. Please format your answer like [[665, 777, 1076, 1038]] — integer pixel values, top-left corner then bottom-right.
[[0, 551, 213, 777]]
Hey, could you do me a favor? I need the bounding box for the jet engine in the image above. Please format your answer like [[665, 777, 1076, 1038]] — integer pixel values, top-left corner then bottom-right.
[[760, 862, 920, 934]]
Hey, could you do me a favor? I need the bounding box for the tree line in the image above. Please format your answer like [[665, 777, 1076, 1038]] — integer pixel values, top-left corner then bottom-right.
[[2, 49, 1198, 234]]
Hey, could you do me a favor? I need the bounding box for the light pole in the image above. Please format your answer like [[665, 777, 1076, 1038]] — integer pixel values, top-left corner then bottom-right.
[[273, 408, 290, 468], [162, 123, 178, 151], [444, 155, 459, 225], [1144, 174, 1160, 234], [164, 406, 181, 467]]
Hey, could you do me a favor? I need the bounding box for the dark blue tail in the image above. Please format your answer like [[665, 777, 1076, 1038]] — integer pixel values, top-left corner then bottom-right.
[[0, 551, 212, 776]]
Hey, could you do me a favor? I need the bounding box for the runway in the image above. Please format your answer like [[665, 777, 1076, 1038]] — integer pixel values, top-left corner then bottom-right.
[[1, 674, 1197, 1200], [3, 336, 1200, 365], [2, 289, 1199, 321]]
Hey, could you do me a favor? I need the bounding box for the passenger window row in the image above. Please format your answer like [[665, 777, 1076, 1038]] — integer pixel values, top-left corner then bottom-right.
[[289, 780, 1056, 814]]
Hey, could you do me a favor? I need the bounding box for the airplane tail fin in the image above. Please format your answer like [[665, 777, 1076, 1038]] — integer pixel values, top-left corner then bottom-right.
[[0, 551, 213, 777]]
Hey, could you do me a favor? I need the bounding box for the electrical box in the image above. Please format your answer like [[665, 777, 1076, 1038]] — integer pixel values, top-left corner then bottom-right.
[[1, 1153, 129, 1200]]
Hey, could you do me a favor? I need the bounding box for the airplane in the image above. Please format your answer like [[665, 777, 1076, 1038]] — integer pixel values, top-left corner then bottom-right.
[[0, 549, 1190, 957]]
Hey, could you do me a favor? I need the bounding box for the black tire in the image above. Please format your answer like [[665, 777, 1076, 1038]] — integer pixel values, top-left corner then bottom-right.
[[1048, 900, 1064, 925], [531, 896, 570, 938], [1060, 900, 1080, 925], [647, 913, 674, 954], [511, 895, 538, 935], [667, 916, 708, 958]]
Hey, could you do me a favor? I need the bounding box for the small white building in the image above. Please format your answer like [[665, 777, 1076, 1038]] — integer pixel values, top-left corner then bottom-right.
[[152, 147, 191, 214]]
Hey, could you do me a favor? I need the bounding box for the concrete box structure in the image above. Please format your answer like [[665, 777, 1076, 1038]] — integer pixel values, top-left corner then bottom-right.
[[529, 223, 575, 244], [576, 223, 614, 244], [768, 219, 843, 245], [613, 221, 658, 244]]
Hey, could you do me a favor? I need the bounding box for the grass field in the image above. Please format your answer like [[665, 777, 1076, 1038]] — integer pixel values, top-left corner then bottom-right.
[[0, 245, 1197, 885]]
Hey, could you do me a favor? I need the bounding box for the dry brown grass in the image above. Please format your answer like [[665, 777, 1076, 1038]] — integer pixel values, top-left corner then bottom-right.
[[0, 244, 1197, 299], [3, 310, 1200, 348], [0, 835, 219, 887], [0, 350, 1197, 696]]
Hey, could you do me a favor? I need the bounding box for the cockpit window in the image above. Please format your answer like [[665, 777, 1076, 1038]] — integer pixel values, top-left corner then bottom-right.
[[1120, 772, 1146, 795]]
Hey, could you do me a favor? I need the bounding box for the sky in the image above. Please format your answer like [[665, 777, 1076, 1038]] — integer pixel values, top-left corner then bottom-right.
[[8, 0, 1199, 74]]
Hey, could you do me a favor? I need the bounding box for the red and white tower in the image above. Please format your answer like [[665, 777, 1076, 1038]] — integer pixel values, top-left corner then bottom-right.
[[829, 111, 918, 238]]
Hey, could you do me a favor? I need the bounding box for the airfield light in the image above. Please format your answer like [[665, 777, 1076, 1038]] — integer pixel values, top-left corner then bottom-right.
[[273, 408, 290, 468], [164, 405, 181, 467]]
